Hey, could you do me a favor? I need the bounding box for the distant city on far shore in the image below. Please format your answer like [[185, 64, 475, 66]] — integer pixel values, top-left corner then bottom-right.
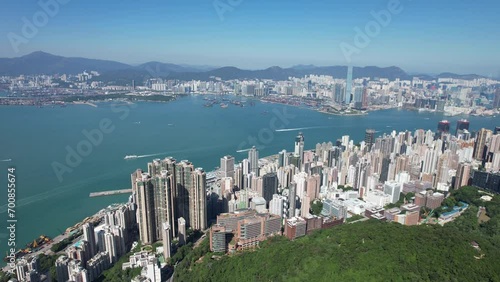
[[1, 52, 499, 118]]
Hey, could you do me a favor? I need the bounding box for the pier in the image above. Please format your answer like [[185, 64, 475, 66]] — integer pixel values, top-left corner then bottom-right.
[[89, 189, 132, 197]]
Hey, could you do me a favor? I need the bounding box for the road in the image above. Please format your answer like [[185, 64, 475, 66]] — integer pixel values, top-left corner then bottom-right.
[[1, 214, 102, 274]]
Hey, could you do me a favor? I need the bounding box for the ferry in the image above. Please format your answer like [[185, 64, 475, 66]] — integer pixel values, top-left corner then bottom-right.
[[124, 155, 138, 160]]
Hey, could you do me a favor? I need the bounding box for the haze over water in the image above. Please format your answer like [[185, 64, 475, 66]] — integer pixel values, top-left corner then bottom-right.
[[0, 95, 498, 260]]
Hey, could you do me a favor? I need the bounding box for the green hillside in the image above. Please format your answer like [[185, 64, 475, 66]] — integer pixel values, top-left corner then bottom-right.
[[175, 187, 500, 282]]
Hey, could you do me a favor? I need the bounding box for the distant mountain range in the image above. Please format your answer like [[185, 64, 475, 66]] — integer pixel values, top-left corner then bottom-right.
[[0, 51, 492, 83]]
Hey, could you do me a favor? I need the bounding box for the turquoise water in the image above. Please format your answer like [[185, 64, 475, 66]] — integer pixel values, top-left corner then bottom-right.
[[0, 95, 498, 260]]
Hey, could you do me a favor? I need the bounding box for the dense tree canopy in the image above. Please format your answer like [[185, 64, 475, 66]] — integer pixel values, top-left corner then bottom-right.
[[174, 187, 500, 282], [310, 200, 323, 216]]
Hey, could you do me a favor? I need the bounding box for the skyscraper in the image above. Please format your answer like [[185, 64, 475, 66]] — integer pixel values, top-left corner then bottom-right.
[[269, 194, 286, 218], [175, 160, 195, 229], [55, 256, 70, 282], [334, 83, 345, 104], [345, 66, 353, 104], [384, 181, 401, 204], [82, 223, 96, 258], [437, 120, 451, 138], [190, 168, 207, 230], [178, 217, 186, 245], [104, 231, 117, 264], [456, 119, 470, 136], [161, 222, 171, 259], [474, 128, 493, 161], [135, 172, 156, 244], [262, 173, 278, 204], [494, 88, 500, 108], [455, 163, 471, 189], [153, 170, 176, 237], [133, 165, 176, 245], [288, 182, 297, 218], [362, 87, 369, 108], [278, 150, 286, 168], [220, 155, 235, 179], [249, 147, 259, 176], [294, 132, 304, 159], [365, 129, 376, 150]]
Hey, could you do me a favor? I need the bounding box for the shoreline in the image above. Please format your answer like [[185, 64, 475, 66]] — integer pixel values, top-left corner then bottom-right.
[[0, 152, 281, 271], [317, 109, 368, 116], [0, 204, 118, 272], [72, 101, 98, 107], [257, 98, 378, 116]]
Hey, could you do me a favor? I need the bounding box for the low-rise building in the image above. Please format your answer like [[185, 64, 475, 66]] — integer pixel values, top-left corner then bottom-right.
[[384, 207, 401, 222], [284, 217, 307, 240]]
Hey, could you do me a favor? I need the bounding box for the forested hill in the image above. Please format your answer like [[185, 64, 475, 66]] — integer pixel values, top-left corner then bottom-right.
[[174, 187, 500, 281]]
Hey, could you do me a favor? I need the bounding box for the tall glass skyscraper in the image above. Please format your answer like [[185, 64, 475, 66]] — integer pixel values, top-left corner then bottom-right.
[[249, 146, 259, 176], [345, 66, 353, 105]]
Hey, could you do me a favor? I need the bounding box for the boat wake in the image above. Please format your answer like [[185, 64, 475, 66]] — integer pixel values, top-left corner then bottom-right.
[[275, 126, 330, 132], [0, 145, 233, 214], [236, 148, 252, 153], [136, 152, 168, 159], [0, 159, 12, 162], [125, 152, 169, 160]]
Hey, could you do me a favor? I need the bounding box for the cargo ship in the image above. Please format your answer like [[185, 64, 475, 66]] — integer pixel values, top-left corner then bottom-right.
[[3, 235, 52, 262]]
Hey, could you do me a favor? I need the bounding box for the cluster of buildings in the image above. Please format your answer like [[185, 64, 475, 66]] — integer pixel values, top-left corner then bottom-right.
[[6, 71, 101, 91], [131, 159, 207, 251], [122, 251, 162, 282], [210, 210, 282, 253], [125, 74, 500, 115], [3, 68, 500, 116], [13, 257, 40, 282], [205, 121, 499, 252], [52, 203, 136, 282], [9, 118, 500, 281]]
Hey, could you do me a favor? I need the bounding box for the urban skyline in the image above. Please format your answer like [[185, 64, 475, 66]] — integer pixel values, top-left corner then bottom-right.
[[2, 1, 500, 281], [4, 118, 500, 281]]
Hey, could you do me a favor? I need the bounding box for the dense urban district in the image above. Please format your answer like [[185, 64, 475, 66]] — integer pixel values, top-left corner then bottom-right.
[[2, 110, 500, 281], [1, 64, 500, 117], [1, 62, 500, 281]]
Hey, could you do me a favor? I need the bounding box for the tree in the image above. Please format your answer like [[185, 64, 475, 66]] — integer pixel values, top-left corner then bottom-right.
[[310, 200, 323, 216], [174, 219, 500, 281], [404, 192, 415, 202], [442, 197, 457, 208]]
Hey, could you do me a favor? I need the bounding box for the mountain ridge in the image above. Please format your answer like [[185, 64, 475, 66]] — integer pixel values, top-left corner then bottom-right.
[[0, 51, 492, 81]]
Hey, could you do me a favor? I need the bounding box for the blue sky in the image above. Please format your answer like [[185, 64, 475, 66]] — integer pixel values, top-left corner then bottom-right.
[[1, 0, 499, 75]]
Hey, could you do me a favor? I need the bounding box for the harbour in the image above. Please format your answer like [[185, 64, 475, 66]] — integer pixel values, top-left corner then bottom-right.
[[0, 95, 498, 267]]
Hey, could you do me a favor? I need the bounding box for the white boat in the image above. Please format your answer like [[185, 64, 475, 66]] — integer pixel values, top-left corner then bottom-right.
[[124, 155, 138, 160]]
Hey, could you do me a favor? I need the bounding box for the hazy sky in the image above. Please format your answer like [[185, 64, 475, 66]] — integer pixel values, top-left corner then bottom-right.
[[1, 0, 499, 75]]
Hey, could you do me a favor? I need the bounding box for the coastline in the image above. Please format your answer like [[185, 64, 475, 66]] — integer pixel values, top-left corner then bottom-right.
[[73, 101, 98, 107], [2, 96, 499, 275], [256, 98, 369, 116], [317, 109, 368, 116], [0, 153, 281, 271], [1, 204, 117, 271]]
